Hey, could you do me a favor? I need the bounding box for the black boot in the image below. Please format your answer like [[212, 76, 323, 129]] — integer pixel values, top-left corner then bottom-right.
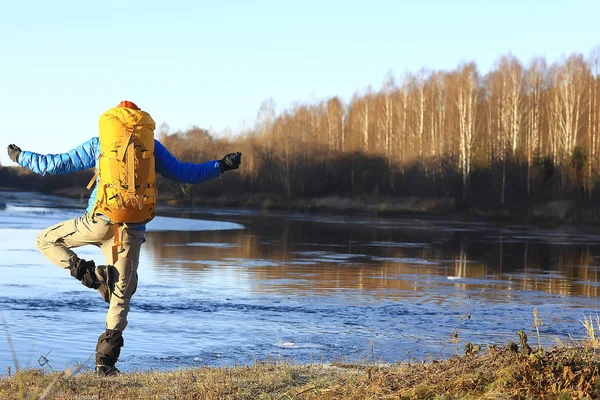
[[69, 258, 112, 302], [68, 258, 100, 289], [96, 364, 119, 376], [95, 265, 112, 304], [96, 329, 123, 376]]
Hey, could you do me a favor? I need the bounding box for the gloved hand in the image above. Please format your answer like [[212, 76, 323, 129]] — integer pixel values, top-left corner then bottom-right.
[[7, 144, 22, 163], [220, 152, 242, 173]]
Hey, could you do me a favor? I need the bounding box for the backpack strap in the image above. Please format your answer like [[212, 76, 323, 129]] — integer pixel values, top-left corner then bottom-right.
[[126, 141, 136, 197], [111, 224, 122, 265], [116, 127, 134, 161], [89, 183, 108, 222], [86, 171, 98, 190]]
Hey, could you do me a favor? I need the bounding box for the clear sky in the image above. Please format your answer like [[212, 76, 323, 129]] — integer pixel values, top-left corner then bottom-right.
[[1, 0, 598, 166]]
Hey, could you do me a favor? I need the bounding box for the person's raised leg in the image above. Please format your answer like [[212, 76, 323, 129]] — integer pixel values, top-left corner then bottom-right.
[[36, 214, 113, 289]]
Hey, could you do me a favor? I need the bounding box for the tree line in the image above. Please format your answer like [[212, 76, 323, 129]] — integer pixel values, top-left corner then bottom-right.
[[3, 47, 600, 210]]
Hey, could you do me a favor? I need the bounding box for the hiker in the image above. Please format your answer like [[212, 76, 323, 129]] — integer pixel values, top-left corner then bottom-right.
[[6, 101, 242, 376]]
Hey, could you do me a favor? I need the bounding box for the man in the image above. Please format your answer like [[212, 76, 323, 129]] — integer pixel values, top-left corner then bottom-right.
[[6, 101, 242, 376]]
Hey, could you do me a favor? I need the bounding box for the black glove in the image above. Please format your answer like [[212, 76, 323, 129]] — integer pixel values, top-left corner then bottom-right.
[[220, 152, 242, 173], [7, 144, 22, 163]]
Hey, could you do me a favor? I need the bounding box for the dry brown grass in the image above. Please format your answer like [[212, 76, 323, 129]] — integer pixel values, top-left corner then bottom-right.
[[2, 309, 599, 399], [1, 343, 598, 400], [580, 314, 600, 349]]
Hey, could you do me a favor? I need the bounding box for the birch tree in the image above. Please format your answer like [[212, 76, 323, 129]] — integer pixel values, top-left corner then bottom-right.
[[326, 97, 345, 154], [394, 76, 410, 164], [588, 47, 600, 195], [381, 73, 395, 165], [525, 57, 547, 193], [499, 55, 525, 158], [429, 72, 447, 161], [455, 64, 480, 189], [407, 70, 428, 159], [551, 55, 588, 165], [358, 91, 372, 150]]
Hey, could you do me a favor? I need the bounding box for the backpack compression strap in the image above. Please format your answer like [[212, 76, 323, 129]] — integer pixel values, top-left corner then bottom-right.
[[111, 224, 124, 265]]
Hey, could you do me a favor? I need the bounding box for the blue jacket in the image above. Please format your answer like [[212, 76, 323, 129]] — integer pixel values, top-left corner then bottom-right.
[[18, 137, 222, 215]]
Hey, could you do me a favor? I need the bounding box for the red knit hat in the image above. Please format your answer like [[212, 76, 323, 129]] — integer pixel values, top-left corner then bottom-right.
[[117, 100, 140, 110]]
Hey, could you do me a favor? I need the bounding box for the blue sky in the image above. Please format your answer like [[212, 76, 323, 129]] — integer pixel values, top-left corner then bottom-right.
[[1, 0, 598, 166]]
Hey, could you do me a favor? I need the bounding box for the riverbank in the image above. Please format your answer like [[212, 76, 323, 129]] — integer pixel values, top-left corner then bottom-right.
[[166, 194, 600, 227], [3, 185, 600, 226], [46, 184, 600, 225], [2, 342, 598, 400]]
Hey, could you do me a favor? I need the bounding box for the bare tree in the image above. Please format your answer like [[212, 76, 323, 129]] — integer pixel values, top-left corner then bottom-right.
[[455, 63, 480, 190], [381, 72, 396, 165], [525, 57, 547, 193], [588, 47, 600, 196], [411, 69, 428, 159], [550, 55, 588, 166], [499, 55, 525, 158], [358, 90, 372, 150], [394, 76, 410, 164], [326, 97, 344, 154], [429, 72, 447, 161]]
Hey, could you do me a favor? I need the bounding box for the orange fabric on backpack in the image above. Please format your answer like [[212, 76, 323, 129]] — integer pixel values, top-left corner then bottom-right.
[[90, 103, 157, 262], [117, 100, 140, 110]]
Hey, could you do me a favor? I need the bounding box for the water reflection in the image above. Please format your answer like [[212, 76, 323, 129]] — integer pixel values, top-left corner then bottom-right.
[[145, 213, 599, 300]]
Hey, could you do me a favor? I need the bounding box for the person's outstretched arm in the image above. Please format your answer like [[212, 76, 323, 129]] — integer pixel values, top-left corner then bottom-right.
[[7, 138, 99, 175], [154, 140, 241, 183]]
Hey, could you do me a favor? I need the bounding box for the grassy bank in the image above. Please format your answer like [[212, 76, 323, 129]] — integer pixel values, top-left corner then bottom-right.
[[2, 341, 598, 400]]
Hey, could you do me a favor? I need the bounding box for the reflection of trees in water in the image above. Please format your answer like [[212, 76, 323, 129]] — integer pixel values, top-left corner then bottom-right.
[[143, 216, 599, 298]]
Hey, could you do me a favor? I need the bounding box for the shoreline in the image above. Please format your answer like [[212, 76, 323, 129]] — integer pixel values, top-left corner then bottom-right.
[[2, 186, 600, 227], [1, 344, 598, 399], [45, 186, 600, 227]]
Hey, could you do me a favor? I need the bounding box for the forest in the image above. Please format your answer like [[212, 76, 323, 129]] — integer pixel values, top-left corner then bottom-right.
[[2, 48, 600, 216]]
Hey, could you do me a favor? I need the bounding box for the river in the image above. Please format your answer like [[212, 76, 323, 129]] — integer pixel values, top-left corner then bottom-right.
[[0, 190, 598, 373]]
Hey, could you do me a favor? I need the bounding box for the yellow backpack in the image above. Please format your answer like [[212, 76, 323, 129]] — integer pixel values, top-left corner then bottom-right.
[[87, 104, 157, 262]]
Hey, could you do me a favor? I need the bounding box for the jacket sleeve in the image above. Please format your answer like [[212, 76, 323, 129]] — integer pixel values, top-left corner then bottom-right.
[[154, 140, 222, 184], [18, 138, 98, 176]]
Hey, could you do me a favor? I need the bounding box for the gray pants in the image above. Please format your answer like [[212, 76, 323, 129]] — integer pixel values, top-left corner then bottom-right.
[[36, 213, 145, 331]]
